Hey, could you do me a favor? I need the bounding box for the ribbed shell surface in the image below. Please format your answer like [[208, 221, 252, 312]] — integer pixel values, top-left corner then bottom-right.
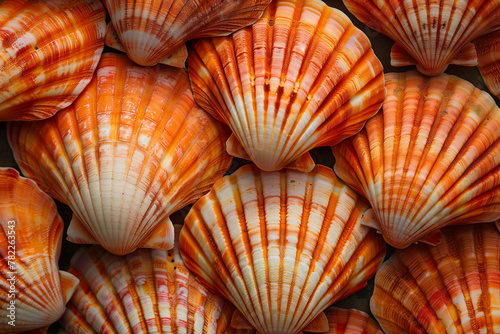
[[7, 53, 232, 256], [342, 0, 500, 75], [0, 168, 79, 333], [188, 0, 385, 172], [179, 164, 386, 334], [473, 29, 500, 99], [371, 223, 500, 334], [313, 308, 383, 334], [332, 70, 500, 249], [0, 0, 105, 121], [103, 0, 271, 67], [59, 225, 236, 334]]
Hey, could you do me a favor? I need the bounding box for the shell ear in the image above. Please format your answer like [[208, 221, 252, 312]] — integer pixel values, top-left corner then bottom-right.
[[449, 43, 478, 66], [67, 215, 98, 245], [231, 309, 256, 330], [226, 134, 251, 160], [138, 217, 175, 250], [284, 153, 315, 173], [302, 312, 329, 332], [59, 271, 80, 304], [390, 43, 417, 67]]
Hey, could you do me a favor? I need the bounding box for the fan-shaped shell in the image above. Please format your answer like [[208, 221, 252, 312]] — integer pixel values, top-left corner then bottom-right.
[[371, 222, 500, 333], [188, 0, 385, 172], [58, 225, 237, 334], [103, 0, 271, 67], [179, 164, 387, 334], [8, 53, 232, 256], [332, 70, 500, 249], [0, 0, 105, 121], [310, 308, 383, 334], [342, 0, 500, 76], [473, 29, 500, 99], [0, 168, 79, 333]]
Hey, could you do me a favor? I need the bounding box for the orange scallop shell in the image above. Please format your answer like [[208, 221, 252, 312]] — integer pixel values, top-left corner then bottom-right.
[[473, 29, 500, 99], [180, 164, 386, 334], [0, 0, 105, 121], [8, 53, 232, 256], [371, 223, 500, 333], [332, 70, 500, 249], [0, 168, 79, 333], [103, 0, 271, 67], [188, 0, 385, 172]]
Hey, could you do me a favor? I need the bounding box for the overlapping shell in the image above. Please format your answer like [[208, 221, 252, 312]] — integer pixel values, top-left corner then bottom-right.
[[473, 29, 500, 99], [0, 168, 79, 333], [311, 308, 383, 334], [371, 222, 500, 333], [8, 53, 232, 255], [188, 0, 385, 172], [342, 0, 500, 76], [0, 0, 105, 121], [179, 164, 386, 334], [332, 70, 500, 249], [103, 0, 271, 67], [58, 225, 237, 334]]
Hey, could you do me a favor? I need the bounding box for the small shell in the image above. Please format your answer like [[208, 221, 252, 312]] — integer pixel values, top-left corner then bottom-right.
[[188, 0, 385, 172], [8, 53, 232, 255], [370, 223, 500, 334], [0, 168, 79, 333], [0, 0, 105, 121], [332, 70, 500, 248], [342, 0, 500, 75], [315, 308, 384, 334], [103, 0, 271, 67], [58, 225, 236, 334], [473, 29, 500, 99], [180, 164, 386, 334]]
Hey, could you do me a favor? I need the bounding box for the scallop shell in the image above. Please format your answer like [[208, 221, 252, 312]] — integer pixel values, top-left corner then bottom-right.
[[315, 308, 383, 334], [58, 225, 237, 334], [370, 222, 500, 334], [103, 0, 271, 67], [473, 29, 500, 99], [342, 0, 500, 75], [332, 70, 500, 249], [188, 0, 385, 172], [0, 0, 105, 121], [179, 164, 387, 334], [0, 168, 79, 333], [8, 53, 233, 256]]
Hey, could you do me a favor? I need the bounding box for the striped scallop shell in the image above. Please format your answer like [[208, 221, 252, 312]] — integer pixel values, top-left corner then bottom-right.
[[179, 164, 387, 334], [8, 53, 232, 256], [59, 225, 237, 334], [314, 308, 383, 334], [0, 0, 105, 121], [103, 0, 271, 67], [371, 222, 500, 334], [473, 29, 500, 99], [188, 0, 385, 172], [0, 168, 79, 333], [342, 0, 500, 76], [332, 70, 500, 249]]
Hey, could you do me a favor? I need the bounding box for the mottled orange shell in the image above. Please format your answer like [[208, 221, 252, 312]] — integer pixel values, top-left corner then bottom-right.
[[342, 0, 500, 75], [8, 53, 232, 256], [371, 223, 500, 334], [333, 70, 500, 249], [309, 308, 383, 334], [103, 0, 271, 67], [0, 0, 105, 121], [180, 164, 386, 334], [0, 168, 79, 333], [473, 29, 500, 99], [188, 0, 385, 172], [59, 225, 237, 334]]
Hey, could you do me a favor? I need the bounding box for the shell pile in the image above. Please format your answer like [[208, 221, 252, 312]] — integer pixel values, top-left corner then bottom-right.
[[0, 0, 500, 333]]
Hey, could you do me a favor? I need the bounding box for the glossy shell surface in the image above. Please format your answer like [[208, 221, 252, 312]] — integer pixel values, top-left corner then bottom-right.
[[333, 70, 500, 248], [0, 0, 105, 121], [188, 0, 385, 172], [8, 53, 232, 255], [342, 0, 500, 75], [103, 0, 271, 67], [473, 29, 500, 99], [371, 223, 500, 334], [180, 164, 386, 334], [311, 307, 383, 334], [0, 168, 79, 333]]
